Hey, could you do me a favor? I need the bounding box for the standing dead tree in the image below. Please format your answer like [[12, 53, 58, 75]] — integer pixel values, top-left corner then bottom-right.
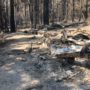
[[85, 0, 89, 20], [0, 0, 3, 31], [43, 0, 49, 25], [1, 0, 90, 31], [10, 0, 16, 32], [0, 0, 6, 32]]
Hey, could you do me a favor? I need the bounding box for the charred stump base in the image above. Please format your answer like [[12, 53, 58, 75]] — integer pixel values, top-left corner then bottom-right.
[[56, 53, 77, 65], [64, 57, 75, 65], [60, 57, 75, 66]]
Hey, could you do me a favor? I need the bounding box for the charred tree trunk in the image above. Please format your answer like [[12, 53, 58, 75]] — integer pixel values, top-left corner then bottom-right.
[[29, 0, 33, 28], [10, 0, 16, 32], [25, 4, 27, 27], [63, 0, 68, 22], [43, 0, 49, 25], [63, 0, 67, 18], [33, 0, 39, 29], [72, 0, 75, 22], [0, 0, 4, 31], [5, 0, 9, 32], [86, 0, 89, 20], [0, 0, 2, 31]]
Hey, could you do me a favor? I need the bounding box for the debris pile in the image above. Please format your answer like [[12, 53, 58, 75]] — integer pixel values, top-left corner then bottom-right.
[[72, 34, 90, 41]]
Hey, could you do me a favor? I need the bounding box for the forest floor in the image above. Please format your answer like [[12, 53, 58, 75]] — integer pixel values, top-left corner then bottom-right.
[[0, 25, 90, 90]]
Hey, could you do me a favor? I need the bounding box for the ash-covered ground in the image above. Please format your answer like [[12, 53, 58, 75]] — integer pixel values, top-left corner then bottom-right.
[[0, 27, 90, 90]]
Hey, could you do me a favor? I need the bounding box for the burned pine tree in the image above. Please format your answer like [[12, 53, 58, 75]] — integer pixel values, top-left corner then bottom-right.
[[85, 0, 89, 20], [43, 0, 49, 25], [33, 0, 39, 28], [29, 0, 33, 28], [0, 0, 89, 31], [0, 0, 5, 32], [62, 0, 67, 21], [72, 0, 75, 22], [10, 0, 16, 32], [29, 0, 39, 29], [3, 0, 9, 32], [0, 0, 3, 31]]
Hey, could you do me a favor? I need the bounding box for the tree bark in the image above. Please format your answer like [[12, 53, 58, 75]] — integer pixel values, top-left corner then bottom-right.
[[72, 0, 75, 22], [10, 0, 16, 32], [0, 0, 4, 31], [86, 0, 89, 20], [43, 0, 49, 25]]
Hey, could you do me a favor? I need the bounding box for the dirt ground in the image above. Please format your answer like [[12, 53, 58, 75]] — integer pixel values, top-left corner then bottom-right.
[[0, 26, 90, 90]]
